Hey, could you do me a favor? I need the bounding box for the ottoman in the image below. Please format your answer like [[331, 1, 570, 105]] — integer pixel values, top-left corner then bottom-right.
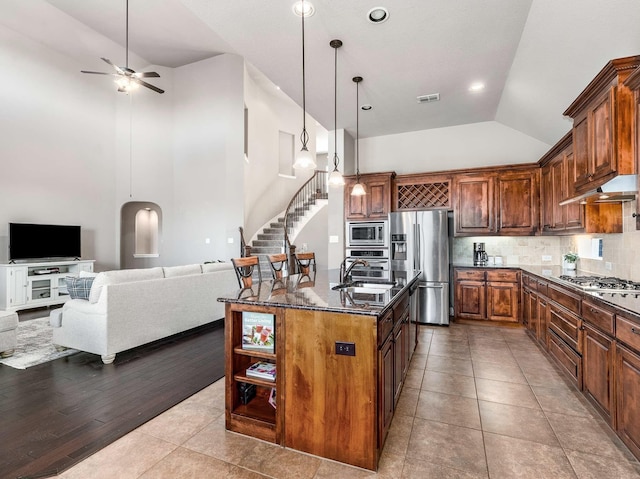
[[0, 311, 19, 358]]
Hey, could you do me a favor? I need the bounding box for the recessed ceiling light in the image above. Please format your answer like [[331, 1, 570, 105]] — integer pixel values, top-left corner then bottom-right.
[[367, 7, 389, 23], [292, 1, 315, 17], [469, 82, 485, 92], [361, 104, 373, 111]]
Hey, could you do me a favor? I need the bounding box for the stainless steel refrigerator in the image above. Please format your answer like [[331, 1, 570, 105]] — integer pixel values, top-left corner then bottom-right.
[[390, 210, 449, 325]]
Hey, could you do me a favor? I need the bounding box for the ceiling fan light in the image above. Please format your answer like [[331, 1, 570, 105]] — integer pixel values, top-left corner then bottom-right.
[[293, 147, 316, 169], [351, 182, 366, 196], [328, 167, 345, 186]]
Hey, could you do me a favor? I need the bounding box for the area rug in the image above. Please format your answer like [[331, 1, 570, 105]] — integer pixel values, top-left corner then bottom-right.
[[0, 317, 78, 369]]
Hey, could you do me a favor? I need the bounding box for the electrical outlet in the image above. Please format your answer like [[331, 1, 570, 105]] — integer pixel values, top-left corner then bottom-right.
[[335, 341, 355, 356], [542, 255, 552, 262], [605, 262, 612, 270], [227, 237, 234, 244]]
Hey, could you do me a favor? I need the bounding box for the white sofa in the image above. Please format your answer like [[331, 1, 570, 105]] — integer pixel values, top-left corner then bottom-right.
[[50, 263, 236, 364]]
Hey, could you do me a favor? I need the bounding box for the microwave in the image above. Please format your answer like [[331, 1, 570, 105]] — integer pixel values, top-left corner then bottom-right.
[[347, 221, 388, 247]]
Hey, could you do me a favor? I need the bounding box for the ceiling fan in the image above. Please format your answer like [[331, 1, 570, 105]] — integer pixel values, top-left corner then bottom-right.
[[81, 0, 164, 94]]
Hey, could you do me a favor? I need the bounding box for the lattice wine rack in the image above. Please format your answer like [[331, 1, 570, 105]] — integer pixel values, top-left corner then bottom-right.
[[396, 181, 450, 209]]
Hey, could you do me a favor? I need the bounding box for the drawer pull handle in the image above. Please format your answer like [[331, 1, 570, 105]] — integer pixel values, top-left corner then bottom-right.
[[590, 308, 597, 314], [632, 327, 640, 335]]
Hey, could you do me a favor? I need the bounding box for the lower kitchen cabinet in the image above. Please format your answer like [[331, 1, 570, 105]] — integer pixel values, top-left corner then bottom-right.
[[615, 343, 640, 459], [548, 330, 583, 388], [583, 323, 615, 425], [454, 268, 520, 322], [378, 331, 394, 447]]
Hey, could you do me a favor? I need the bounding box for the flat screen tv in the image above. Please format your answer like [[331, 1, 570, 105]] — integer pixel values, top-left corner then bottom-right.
[[9, 223, 81, 261]]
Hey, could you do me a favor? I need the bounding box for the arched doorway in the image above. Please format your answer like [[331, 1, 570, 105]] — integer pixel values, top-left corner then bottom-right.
[[120, 201, 162, 269]]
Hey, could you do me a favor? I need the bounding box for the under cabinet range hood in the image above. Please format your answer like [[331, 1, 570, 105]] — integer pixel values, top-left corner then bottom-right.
[[559, 175, 638, 205]]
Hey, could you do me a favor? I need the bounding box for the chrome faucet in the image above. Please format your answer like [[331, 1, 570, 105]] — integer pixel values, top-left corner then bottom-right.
[[339, 258, 369, 283]]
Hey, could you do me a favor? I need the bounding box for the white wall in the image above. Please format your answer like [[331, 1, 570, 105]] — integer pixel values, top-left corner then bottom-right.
[[358, 121, 552, 174]]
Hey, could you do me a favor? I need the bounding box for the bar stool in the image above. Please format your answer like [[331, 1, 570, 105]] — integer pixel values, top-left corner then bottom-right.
[[267, 253, 289, 280], [294, 252, 316, 275], [231, 256, 262, 288]]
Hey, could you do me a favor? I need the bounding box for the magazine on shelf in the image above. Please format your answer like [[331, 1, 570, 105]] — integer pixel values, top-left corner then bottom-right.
[[246, 361, 276, 381], [268, 387, 276, 409], [242, 311, 275, 353]]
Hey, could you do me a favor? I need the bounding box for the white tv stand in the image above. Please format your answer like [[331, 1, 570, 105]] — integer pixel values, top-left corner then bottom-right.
[[0, 260, 94, 311]]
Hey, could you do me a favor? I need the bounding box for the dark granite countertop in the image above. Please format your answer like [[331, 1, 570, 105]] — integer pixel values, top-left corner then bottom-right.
[[217, 269, 421, 317]]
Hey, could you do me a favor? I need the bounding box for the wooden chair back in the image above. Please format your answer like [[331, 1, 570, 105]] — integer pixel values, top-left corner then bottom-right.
[[267, 253, 288, 280], [294, 252, 316, 275], [231, 256, 262, 288]]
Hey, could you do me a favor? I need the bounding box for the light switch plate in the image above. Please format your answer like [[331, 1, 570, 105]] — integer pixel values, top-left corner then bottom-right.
[[329, 235, 339, 243]]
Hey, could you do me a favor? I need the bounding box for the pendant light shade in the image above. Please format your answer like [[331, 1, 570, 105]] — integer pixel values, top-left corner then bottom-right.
[[293, 0, 316, 170], [328, 39, 345, 186], [351, 76, 366, 196]]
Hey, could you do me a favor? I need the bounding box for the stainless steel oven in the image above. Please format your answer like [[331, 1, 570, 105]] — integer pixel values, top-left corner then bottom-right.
[[345, 248, 390, 281], [347, 221, 388, 248]]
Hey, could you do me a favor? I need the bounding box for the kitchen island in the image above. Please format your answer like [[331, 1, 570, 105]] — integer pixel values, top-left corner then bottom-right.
[[217, 269, 421, 471]]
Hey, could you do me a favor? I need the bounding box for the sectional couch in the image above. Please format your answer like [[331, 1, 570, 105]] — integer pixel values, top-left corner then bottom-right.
[[50, 263, 236, 364]]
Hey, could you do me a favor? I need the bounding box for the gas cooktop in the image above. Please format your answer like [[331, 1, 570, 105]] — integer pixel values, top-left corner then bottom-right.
[[557, 275, 640, 294]]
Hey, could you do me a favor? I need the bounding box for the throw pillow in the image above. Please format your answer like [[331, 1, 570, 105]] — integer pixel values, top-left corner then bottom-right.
[[66, 276, 94, 301]]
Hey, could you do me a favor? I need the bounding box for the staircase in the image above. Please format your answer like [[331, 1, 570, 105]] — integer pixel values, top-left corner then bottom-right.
[[245, 171, 328, 278]]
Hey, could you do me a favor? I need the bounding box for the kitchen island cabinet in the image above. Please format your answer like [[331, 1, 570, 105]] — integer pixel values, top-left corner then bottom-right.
[[219, 270, 419, 471]]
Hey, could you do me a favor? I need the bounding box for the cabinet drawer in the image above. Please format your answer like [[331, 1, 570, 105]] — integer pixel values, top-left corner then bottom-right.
[[616, 314, 640, 354], [486, 269, 520, 283], [582, 299, 615, 336], [536, 279, 548, 297], [378, 310, 394, 345], [549, 303, 582, 353], [393, 293, 409, 324], [455, 269, 485, 281], [522, 274, 532, 289], [547, 283, 581, 313], [548, 330, 583, 388]]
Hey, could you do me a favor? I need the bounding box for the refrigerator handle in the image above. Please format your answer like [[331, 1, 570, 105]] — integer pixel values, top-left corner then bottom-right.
[[412, 224, 418, 270], [415, 223, 420, 270]]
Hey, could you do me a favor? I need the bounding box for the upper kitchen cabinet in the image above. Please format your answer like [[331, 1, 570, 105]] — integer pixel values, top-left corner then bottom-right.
[[453, 167, 538, 236], [563, 55, 640, 196], [392, 173, 453, 211], [344, 172, 395, 220], [623, 66, 640, 230], [540, 132, 585, 234]]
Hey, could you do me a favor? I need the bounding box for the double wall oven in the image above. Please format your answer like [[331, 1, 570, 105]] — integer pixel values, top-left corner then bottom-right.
[[345, 221, 390, 281]]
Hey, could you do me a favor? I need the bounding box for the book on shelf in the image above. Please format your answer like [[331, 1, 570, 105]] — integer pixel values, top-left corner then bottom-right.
[[242, 311, 275, 353], [268, 387, 276, 409], [246, 361, 276, 381]]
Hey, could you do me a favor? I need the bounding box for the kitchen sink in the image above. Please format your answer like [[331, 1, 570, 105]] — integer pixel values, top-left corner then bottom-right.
[[331, 280, 396, 291]]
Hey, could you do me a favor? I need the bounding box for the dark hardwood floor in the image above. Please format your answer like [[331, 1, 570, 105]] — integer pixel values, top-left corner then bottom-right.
[[0, 311, 225, 479]]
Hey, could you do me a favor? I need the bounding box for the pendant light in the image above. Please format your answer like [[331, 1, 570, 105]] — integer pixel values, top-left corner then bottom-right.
[[328, 39, 345, 186], [293, 0, 316, 170], [351, 76, 366, 196]]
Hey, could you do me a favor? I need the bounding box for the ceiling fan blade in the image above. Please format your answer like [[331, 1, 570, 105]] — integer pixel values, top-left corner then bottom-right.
[[81, 71, 115, 75], [101, 57, 125, 75], [133, 78, 165, 94], [134, 72, 161, 78]]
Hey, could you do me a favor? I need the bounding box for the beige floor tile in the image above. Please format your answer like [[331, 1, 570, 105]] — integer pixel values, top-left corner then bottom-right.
[[478, 400, 558, 446], [415, 390, 481, 429], [484, 432, 578, 479], [401, 455, 489, 478], [406, 418, 487, 476], [426, 355, 474, 377], [475, 377, 540, 409], [237, 441, 321, 479], [139, 447, 269, 478], [408, 353, 428, 370], [470, 349, 517, 365], [522, 365, 574, 388], [565, 449, 640, 479], [59, 430, 177, 479], [374, 451, 406, 479], [422, 370, 477, 398], [382, 414, 414, 456], [394, 386, 420, 417], [403, 367, 424, 389], [532, 385, 595, 418], [472, 360, 528, 384], [429, 344, 472, 360], [137, 402, 218, 445], [546, 412, 634, 460]]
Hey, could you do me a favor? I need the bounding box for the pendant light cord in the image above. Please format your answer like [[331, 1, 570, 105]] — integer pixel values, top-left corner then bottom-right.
[[299, 0, 309, 149], [356, 78, 360, 182], [125, 0, 129, 69], [333, 41, 338, 168]]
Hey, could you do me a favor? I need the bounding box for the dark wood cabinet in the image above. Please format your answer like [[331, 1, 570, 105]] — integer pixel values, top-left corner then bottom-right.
[[378, 332, 394, 447], [563, 55, 640, 195], [393, 173, 452, 210], [583, 323, 615, 425], [623, 66, 640, 231], [615, 343, 640, 459], [344, 172, 395, 220], [454, 268, 519, 322], [496, 170, 539, 235], [454, 174, 495, 235]]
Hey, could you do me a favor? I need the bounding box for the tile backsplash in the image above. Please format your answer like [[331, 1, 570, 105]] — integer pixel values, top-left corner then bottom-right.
[[451, 202, 640, 282]]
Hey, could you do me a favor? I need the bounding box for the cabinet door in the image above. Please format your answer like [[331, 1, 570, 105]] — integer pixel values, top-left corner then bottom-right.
[[497, 170, 538, 235], [526, 291, 538, 334], [367, 179, 390, 218], [538, 296, 549, 349], [378, 335, 394, 446], [550, 158, 566, 230], [522, 288, 531, 328], [455, 280, 486, 320], [454, 175, 495, 235], [541, 165, 554, 231], [393, 321, 404, 407], [572, 113, 590, 189], [344, 177, 368, 220], [583, 323, 615, 424], [616, 343, 640, 458], [487, 281, 519, 322], [9, 267, 28, 307], [590, 89, 615, 182], [564, 150, 585, 230]]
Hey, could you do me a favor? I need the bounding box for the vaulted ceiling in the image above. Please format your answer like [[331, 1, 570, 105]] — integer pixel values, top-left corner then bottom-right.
[[6, 0, 640, 147]]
